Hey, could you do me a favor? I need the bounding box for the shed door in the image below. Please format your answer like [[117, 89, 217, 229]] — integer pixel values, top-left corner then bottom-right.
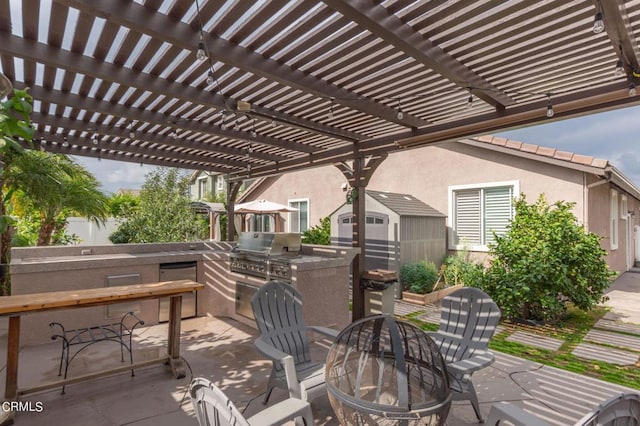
[[337, 212, 389, 270]]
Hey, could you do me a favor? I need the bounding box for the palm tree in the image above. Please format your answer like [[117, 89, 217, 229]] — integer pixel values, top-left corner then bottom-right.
[[6, 151, 110, 246], [0, 87, 33, 295]]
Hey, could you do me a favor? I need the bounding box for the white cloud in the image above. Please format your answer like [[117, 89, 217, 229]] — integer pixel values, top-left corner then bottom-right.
[[71, 156, 159, 194]]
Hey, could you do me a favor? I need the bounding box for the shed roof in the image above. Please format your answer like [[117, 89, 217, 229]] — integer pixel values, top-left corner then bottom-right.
[[367, 190, 445, 217], [1, 1, 640, 180]]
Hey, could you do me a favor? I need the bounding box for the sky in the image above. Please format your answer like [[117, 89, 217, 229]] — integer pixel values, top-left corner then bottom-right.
[[72, 104, 640, 194], [496, 104, 640, 184]]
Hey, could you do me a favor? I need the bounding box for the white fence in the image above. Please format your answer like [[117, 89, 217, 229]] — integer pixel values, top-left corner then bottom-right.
[[66, 217, 120, 245]]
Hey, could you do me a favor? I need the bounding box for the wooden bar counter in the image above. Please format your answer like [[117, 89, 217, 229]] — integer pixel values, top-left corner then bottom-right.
[[0, 280, 204, 405]]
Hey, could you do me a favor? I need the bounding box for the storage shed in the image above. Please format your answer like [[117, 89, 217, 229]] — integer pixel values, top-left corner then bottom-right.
[[330, 190, 447, 272]]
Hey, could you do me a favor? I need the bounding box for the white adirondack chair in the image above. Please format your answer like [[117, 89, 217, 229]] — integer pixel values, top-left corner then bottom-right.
[[189, 376, 314, 426], [429, 286, 502, 422], [486, 392, 640, 425], [251, 280, 339, 404]]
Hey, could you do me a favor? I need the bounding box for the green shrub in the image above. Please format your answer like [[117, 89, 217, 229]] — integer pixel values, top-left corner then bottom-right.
[[480, 194, 613, 323], [302, 217, 330, 245], [441, 252, 484, 287], [400, 261, 439, 294]]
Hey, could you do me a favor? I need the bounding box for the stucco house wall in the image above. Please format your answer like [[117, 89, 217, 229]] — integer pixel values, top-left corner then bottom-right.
[[246, 166, 346, 232], [240, 136, 640, 273], [368, 142, 587, 223]]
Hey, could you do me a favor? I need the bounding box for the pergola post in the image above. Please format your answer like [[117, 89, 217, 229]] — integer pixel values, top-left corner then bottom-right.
[[225, 179, 243, 241], [336, 154, 387, 321], [351, 158, 367, 321]]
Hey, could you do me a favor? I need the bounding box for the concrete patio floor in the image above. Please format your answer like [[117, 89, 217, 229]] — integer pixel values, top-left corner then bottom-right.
[[1, 314, 638, 426]]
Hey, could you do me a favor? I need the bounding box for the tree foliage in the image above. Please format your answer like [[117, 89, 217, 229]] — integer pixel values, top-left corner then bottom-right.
[[108, 191, 140, 218], [110, 168, 205, 243], [6, 151, 109, 246], [0, 88, 34, 295], [441, 251, 484, 287], [302, 216, 331, 245], [480, 194, 613, 322]]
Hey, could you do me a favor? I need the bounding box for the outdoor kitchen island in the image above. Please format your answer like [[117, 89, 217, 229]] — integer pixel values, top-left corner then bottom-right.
[[218, 232, 358, 330], [9, 237, 358, 346]]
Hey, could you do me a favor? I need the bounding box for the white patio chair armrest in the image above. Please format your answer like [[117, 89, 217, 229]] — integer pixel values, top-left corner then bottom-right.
[[447, 351, 495, 375], [281, 354, 303, 400], [247, 397, 311, 426], [254, 338, 302, 399], [307, 325, 339, 340], [486, 402, 551, 426]]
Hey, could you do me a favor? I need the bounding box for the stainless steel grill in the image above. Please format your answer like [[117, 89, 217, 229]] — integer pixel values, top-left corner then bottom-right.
[[229, 232, 301, 282]]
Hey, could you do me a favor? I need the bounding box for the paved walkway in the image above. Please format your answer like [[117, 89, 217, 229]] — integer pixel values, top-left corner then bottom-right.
[[395, 270, 640, 367]]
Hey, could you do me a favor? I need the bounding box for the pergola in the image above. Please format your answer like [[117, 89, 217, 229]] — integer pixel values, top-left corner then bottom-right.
[[1, 0, 640, 320]]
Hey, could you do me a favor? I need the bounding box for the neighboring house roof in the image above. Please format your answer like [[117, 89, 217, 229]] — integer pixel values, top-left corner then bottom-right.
[[189, 170, 220, 183], [366, 190, 445, 217], [237, 177, 279, 202], [190, 201, 226, 213], [463, 135, 640, 200]]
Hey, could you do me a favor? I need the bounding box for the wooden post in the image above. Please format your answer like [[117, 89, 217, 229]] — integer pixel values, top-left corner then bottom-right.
[[167, 295, 185, 378], [226, 179, 242, 241], [4, 315, 20, 401], [336, 155, 388, 322], [209, 211, 215, 240], [351, 170, 366, 321]]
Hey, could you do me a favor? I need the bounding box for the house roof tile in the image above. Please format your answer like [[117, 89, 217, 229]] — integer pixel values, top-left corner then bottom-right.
[[536, 146, 556, 157], [470, 137, 609, 170], [520, 143, 539, 153]]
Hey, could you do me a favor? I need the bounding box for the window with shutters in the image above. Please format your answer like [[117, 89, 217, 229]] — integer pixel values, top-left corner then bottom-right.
[[448, 181, 519, 251]]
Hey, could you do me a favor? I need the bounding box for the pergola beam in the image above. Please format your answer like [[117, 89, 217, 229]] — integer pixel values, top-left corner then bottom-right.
[[321, 0, 516, 110], [56, 0, 428, 129], [22, 139, 226, 171], [32, 113, 253, 170], [0, 33, 350, 152], [600, 0, 640, 73], [236, 80, 640, 180], [28, 87, 293, 163]]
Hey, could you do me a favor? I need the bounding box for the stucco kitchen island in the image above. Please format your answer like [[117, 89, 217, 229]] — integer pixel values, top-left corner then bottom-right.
[[9, 240, 358, 346]]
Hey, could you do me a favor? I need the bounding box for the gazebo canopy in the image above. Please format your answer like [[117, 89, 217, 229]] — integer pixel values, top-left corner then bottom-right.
[[1, 0, 639, 181], [234, 199, 297, 214]]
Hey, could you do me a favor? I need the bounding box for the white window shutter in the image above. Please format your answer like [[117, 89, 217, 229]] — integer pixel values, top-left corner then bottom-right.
[[484, 186, 513, 245], [455, 189, 481, 246]]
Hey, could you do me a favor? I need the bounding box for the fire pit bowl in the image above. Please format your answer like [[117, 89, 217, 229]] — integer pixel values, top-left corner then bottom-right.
[[326, 315, 451, 425]]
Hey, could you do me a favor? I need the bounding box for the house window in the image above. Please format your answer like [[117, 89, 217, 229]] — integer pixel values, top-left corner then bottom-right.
[[288, 199, 309, 233], [449, 181, 518, 251], [197, 177, 208, 199], [216, 175, 225, 193], [611, 189, 618, 250]]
